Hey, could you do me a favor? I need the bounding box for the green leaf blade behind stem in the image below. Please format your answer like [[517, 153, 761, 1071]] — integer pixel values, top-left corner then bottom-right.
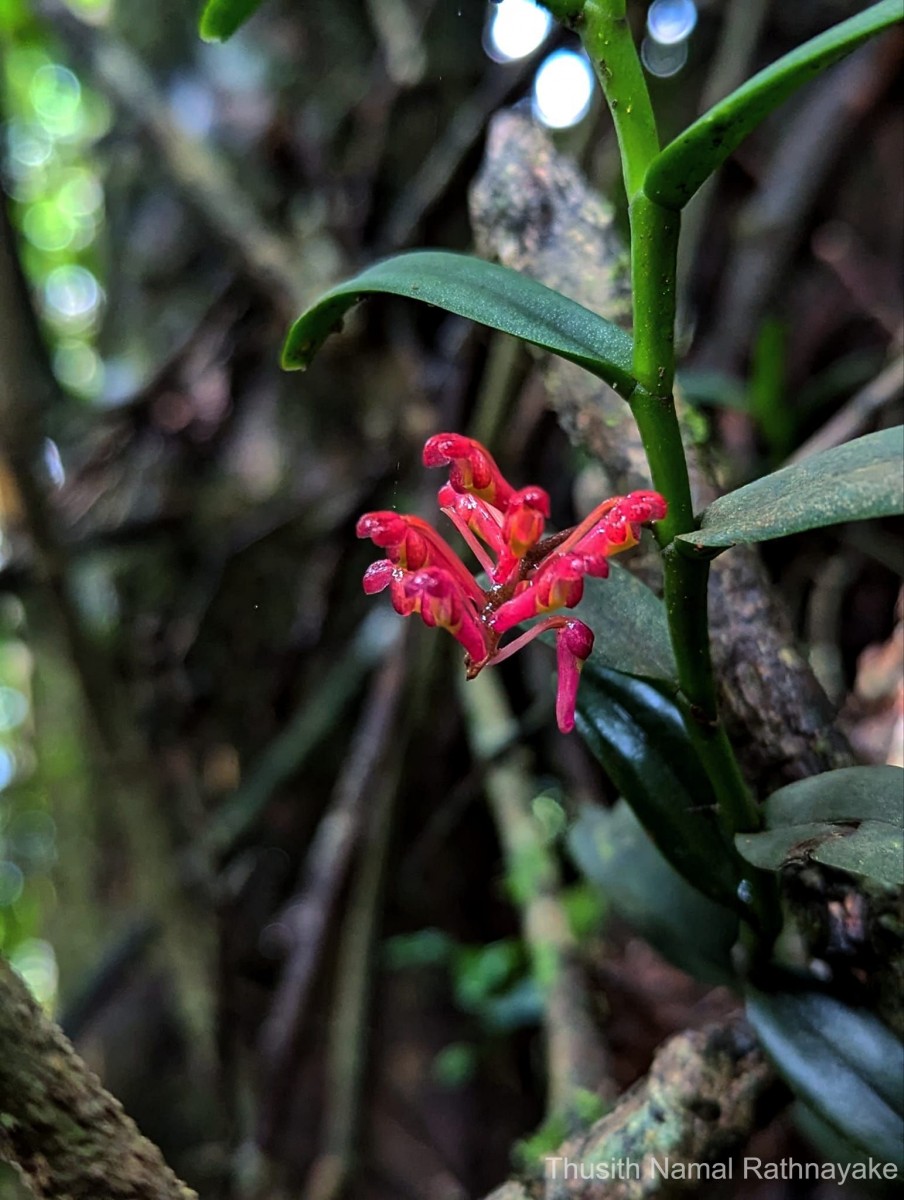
[[763, 764, 904, 827], [676, 427, 904, 553], [736, 766, 904, 890], [199, 0, 265, 41], [746, 988, 904, 1164], [567, 562, 677, 686], [644, 0, 904, 210], [569, 800, 738, 984], [574, 666, 744, 910], [280, 252, 638, 398]]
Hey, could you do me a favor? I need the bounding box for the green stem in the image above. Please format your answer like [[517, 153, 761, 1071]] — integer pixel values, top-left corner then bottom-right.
[[629, 192, 678, 396], [579, 1, 778, 937], [583, 1, 660, 202]]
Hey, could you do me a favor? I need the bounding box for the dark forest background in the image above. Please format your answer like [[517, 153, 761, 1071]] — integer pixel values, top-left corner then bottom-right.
[[0, 1, 901, 1197]]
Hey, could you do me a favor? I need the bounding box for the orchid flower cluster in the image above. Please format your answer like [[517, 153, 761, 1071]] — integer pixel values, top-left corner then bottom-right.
[[357, 435, 666, 733]]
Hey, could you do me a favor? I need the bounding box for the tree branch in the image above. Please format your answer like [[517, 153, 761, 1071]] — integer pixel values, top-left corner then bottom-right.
[[484, 1019, 775, 1200]]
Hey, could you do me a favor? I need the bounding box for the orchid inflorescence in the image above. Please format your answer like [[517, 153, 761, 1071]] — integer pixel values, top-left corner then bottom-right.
[[357, 435, 666, 733]]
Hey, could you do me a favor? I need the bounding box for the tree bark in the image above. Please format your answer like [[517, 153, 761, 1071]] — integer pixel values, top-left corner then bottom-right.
[[0, 958, 197, 1200], [484, 1019, 775, 1200]]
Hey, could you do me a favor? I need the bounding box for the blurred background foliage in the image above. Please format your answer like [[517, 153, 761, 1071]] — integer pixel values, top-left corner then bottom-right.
[[0, 2, 901, 1198]]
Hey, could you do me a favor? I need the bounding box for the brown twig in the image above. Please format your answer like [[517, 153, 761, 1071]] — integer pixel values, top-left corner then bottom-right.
[[698, 35, 901, 372], [302, 756, 404, 1200], [787, 354, 904, 464], [677, 0, 772, 318], [376, 38, 558, 251], [256, 642, 408, 1145], [0, 192, 119, 754]]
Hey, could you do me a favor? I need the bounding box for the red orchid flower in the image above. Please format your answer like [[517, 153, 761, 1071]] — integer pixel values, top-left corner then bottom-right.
[[357, 434, 666, 734]]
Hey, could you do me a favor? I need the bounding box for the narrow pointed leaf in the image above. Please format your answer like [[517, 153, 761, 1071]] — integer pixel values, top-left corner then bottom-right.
[[199, 0, 265, 41], [677, 427, 904, 553], [575, 666, 743, 909], [281, 252, 638, 397], [746, 988, 904, 1163], [644, 1, 903, 210]]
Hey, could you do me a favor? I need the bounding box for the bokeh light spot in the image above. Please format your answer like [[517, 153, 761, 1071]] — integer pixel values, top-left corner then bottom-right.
[[43, 264, 103, 327], [43, 439, 65, 489], [0, 862, 25, 908], [532, 49, 594, 130], [29, 64, 82, 136], [23, 201, 76, 252], [53, 340, 104, 396], [0, 748, 17, 791], [641, 36, 689, 78], [57, 167, 103, 218], [0, 688, 28, 733], [7, 812, 57, 870], [5, 119, 53, 170], [10, 938, 58, 1008], [486, 0, 551, 63], [647, 0, 697, 45]]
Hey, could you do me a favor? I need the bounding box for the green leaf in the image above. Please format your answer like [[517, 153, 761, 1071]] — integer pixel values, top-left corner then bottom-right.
[[199, 0, 265, 41], [736, 766, 904, 890], [546, 562, 677, 686], [677, 427, 904, 554], [746, 988, 904, 1163], [569, 800, 738, 984], [575, 666, 743, 908], [280, 252, 638, 398], [738, 822, 904, 890], [763, 765, 904, 827], [815, 821, 904, 890], [791, 1101, 881, 1177], [644, 1, 903, 210]]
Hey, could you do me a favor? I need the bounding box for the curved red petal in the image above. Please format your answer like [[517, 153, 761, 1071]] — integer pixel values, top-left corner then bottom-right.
[[555, 619, 594, 734], [401, 568, 489, 662], [423, 433, 515, 510]]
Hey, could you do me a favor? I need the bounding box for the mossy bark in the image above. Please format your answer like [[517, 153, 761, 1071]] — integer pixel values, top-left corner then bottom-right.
[[485, 1020, 774, 1200], [0, 959, 196, 1200]]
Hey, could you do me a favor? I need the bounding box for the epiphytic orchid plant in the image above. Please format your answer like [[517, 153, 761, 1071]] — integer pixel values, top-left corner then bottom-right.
[[204, 0, 904, 1165], [357, 432, 665, 732]]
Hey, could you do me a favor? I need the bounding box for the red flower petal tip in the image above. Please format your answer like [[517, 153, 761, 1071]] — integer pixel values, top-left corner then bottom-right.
[[423, 432, 514, 509], [555, 619, 594, 734]]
